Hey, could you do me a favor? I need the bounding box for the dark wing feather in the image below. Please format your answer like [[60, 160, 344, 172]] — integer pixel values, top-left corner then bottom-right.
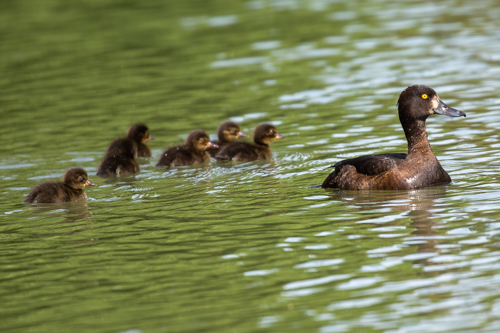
[[322, 153, 407, 188], [334, 153, 407, 176]]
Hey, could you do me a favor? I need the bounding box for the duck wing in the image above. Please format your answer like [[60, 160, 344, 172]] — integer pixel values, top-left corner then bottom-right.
[[322, 153, 407, 188]]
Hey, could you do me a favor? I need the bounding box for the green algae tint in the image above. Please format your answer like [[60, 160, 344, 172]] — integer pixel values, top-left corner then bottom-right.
[[2, 0, 500, 332]]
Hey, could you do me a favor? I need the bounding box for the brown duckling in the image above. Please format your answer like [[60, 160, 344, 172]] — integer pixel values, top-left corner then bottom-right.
[[207, 121, 248, 157], [96, 138, 140, 177], [23, 168, 96, 204], [156, 130, 218, 167], [127, 124, 155, 157], [215, 123, 285, 162], [322, 85, 466, 190]]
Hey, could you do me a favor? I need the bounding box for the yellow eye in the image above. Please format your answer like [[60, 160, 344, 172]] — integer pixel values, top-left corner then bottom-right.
[[422, 94, 428, 99]]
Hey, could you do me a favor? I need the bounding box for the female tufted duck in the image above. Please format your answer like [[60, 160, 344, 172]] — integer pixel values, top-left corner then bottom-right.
[[127, 124, 155, 157], [24, 168, 96, 203], [156, 130, 218, 167], [322, 85, 466, 190], [96, 138, 140, 177], [207, 121, 248, 157], [215, 123, 285, 162]]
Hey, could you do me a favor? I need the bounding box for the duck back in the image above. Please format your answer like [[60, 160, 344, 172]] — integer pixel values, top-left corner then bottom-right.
[[322, 153, 407, 188]]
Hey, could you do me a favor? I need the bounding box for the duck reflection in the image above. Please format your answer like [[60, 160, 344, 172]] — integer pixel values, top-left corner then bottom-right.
[[328, 186, 448, 259], [28, 201, 95, 238]]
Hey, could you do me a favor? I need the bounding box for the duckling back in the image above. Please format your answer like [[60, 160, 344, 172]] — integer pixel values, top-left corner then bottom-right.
[[97, 138, 140, 177]]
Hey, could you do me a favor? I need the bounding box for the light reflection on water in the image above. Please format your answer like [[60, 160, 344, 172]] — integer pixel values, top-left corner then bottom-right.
[[2, 0, 500, 332]]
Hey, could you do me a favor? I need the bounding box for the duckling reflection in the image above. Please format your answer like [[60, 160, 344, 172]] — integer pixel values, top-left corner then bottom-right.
[[26, 201, 95, 239], [329, 186, 447, 259]]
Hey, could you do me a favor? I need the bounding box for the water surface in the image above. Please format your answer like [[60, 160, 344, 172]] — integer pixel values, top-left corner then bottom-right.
[[2, 0, 500, 332]]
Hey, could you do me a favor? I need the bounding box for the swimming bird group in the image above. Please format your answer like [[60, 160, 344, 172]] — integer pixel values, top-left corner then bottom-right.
[[23, 85, 466, 203]]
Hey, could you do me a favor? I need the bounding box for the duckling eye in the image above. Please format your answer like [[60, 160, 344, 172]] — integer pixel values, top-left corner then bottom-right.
[[78, 176, 84, 182], [422, 94, 428, 99], [270, 130, 275, 135], [199, 138, 206, 143]]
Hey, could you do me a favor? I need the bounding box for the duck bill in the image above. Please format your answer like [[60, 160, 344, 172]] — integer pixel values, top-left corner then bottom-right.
[[208, 142, 219, 148], [275, 133, 285, 139], [85, 180, 97, 187], [433, 100, 466, 117], [149, 136, 155, 141], [237, 132, 248, 138]]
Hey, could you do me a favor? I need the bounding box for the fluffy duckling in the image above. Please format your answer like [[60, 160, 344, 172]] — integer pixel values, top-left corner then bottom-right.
[[215, 123, 285, 162], [207, 121, 248, 157], [23, 168, 96, 204], [157, 130, 218, 167], [127, 124, 154, 157], [96, 138, 140, 177]]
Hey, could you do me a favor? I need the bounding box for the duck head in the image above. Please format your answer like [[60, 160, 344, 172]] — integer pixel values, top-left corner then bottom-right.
[[253, 123, 285, 145], [187, 130, 219, 151], [218, 121, 248, 142], [64, 168, 97, 190], [397, 85, 466, 123], [128, 124, 155, 144]]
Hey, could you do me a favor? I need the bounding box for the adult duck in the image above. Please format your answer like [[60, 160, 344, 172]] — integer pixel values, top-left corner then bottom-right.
[[322, 85, 466, 190]]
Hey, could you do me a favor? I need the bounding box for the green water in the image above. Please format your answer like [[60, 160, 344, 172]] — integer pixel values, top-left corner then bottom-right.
[[2, 0, 500, 332]]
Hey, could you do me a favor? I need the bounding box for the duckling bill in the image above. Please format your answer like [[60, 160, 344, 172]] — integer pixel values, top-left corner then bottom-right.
[[322, 85, 466, 190], [215, 123, 284, 162], [156, 130, 218, 167], [24, 168, 96, 203]]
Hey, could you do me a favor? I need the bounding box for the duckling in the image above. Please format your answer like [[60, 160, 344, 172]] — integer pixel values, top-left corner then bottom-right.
[[23, 168, 96, 204], [127, 124, 154, 157], [322, 85, 466, 190], [156, 130, 218, 167], [215, 123, 285, 162], [207, 121, 248, 157], [96, 138, 140, 177]]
